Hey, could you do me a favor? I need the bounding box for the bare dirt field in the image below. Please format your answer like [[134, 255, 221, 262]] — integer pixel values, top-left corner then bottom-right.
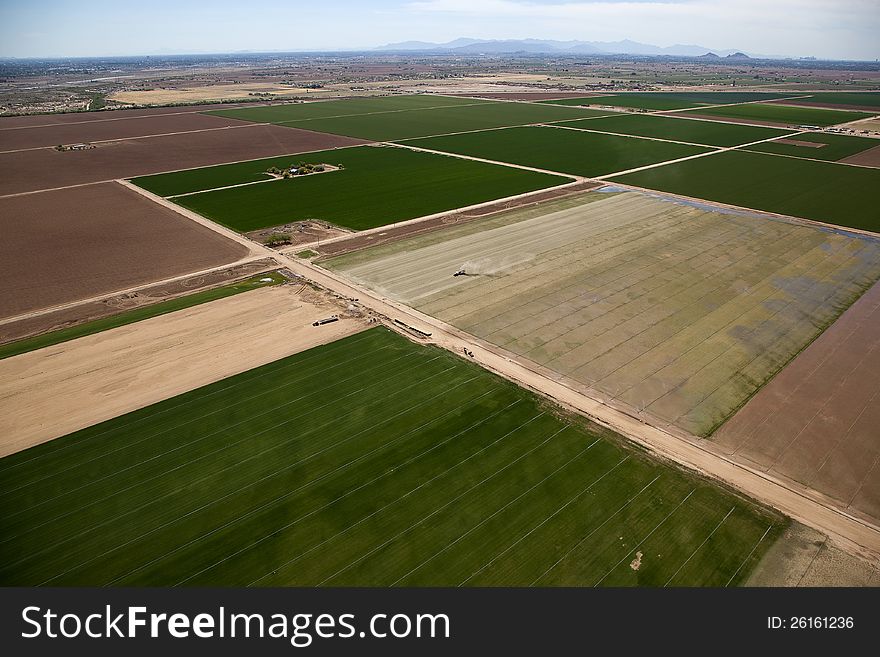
[[328, 190, 880, 437], [748, 523, 880, 586], [0, 257, 278, 344], [841, 143, 880, 167], [0, 112, 252, 151], [0, 181, 250, 319], [0, 284, 366, 457], [714, 279, 880, 527], [0, 125, 367, 196], [313, 181, 601, 258]]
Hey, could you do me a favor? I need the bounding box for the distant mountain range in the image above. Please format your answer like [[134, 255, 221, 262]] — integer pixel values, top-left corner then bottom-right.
[[375, 38, 758, 58]]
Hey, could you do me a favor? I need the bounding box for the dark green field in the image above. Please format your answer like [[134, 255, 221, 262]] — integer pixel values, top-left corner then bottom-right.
[[136, 146, 569, 232], [407, 126, 710, 177], [612, 150, 880, 232], [0, 272, 285, 361], [744, 132, 879, 161], [0, 327, 784, 586], [541, 92, 804, 111], [209, 94, 608, 141], [681, 103, 875, 127], [558, 114, 793, 147], [778, 92, 880, 111], [208, 94, 489, 124]]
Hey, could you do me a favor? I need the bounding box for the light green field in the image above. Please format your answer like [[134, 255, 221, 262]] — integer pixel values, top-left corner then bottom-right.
[[612, 150, 880, 233], [407, 126, 711, 177], [557, 114, 794, 147], [327, 192, 880, 436], [133, 146, 569, 232], [541, 92, 804, 111], [680, 103, 875, 127], [208, 94, 609, 141], [0, 327, 784, 586]]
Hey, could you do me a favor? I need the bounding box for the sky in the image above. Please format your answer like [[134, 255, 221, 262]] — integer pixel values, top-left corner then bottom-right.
[[0, 0, 877, 61]]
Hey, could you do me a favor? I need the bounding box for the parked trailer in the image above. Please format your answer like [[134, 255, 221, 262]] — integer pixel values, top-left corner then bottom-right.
[[312, 315, 339, 326]]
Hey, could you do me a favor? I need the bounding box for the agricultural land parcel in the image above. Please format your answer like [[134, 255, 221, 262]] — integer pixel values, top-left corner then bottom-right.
[[540, 92, 808, 111], [612, 150, 880, 233], [715, 280, 880, 527], [326, 191, 880, 436], [133, 145, 570, 232], [0, 182, 248, 319], [0, 124, 365, 197], [406, 126, 711, 177], [679, 103, 876, 127], [744, 132, 880, 163], [0, 327, 784, 586], [557, 114, 795, 147], [0, 284, 362, 456], [207, 94, 611, 141], [767, 92, 880, 111]]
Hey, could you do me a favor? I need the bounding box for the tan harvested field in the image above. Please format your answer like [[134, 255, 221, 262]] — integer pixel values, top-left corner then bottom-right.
[[775, 138, 827, 148], [0, 112, 251, 151], [0, 182, 249, 319], [0, 284, 366, 457], [0, 103, 257, 128], [715, 280, 880, 526], [328, 190, 880, 436], [841, 144, 880, 167], [0, 258, 278, 344], [0, 125, 366, 196]]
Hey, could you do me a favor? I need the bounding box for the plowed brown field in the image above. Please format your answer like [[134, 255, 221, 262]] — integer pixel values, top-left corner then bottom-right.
[[715, 279, 880, 527], [0, 181, 249, 319]]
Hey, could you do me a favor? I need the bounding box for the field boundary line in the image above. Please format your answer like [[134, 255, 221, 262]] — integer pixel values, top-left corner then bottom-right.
[[663, 505, 736, 586], [458, 455, 630, 586], [391, 431, 594, 585], [592, 488, 696, 586]]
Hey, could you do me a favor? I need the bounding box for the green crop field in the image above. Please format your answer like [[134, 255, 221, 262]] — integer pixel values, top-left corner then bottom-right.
[[0, 327, 784, 586], [611, 150, 880, 232], [680, 103, 875, 127], [135, 146, 569, 232], [407, 126, 710, 177], [781, 92, 880, 111], [208, 94, 609, 141], [208, 94, 489, 123], [0, 272, 285, 362], [558, 114, 794, 147], [744, 132, 879, 161], [541, 92, 803, 111]]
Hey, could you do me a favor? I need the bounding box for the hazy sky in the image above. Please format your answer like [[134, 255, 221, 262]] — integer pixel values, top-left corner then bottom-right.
[[1, 0, 878, 60]]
